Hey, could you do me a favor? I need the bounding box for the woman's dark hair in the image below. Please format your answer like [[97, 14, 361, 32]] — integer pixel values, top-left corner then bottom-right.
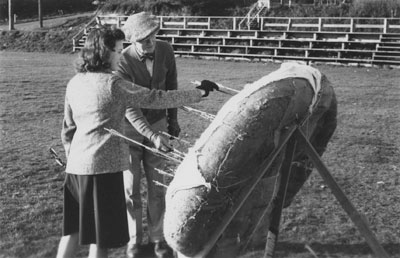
[[75, 26, 125, 73]]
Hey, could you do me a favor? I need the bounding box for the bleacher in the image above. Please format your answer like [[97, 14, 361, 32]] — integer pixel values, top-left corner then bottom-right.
[[72, 15, 400, 67]]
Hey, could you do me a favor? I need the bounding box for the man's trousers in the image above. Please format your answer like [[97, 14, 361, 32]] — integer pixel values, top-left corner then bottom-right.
[[123, 118, 167, 244]]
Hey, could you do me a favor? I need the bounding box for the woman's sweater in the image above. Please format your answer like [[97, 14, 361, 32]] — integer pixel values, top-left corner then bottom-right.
[[61, 72, 202, 175]]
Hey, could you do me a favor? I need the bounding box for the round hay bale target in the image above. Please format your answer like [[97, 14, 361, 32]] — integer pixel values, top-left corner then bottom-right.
[[164, 63, 337, 257]]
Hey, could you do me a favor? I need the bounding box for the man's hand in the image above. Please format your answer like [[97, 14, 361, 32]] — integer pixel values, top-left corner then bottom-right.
[[196, 80, 219, 97], [167, 119, 181, 138], [151, 133, 172, 152]]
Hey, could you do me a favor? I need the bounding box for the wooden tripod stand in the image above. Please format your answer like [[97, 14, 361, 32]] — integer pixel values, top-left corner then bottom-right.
[[193, 126, 389, 258], [263, 128, 389, 258]]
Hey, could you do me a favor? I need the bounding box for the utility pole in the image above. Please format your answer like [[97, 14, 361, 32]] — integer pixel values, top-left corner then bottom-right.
[[38, 0, 43, 28], [8, 0, 14, 30]]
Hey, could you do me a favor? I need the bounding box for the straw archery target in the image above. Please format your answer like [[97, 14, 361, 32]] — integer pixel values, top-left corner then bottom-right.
[[164, 64, 337, 257]]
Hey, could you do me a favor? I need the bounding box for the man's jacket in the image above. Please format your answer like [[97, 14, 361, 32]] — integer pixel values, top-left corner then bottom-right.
[[115, 40, 178, 139]]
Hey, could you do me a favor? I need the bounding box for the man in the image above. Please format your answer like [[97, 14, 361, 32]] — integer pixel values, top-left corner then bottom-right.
[[115, 12, 179, 258]]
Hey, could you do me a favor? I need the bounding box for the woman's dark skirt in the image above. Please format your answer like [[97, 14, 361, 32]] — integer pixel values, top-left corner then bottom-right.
[[63, 172, 129, 248]]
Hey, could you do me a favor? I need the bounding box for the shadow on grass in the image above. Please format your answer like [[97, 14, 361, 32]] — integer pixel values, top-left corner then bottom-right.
[[273, 241, 400, 256]]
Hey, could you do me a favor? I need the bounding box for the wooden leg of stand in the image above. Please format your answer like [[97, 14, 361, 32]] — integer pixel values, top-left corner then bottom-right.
[[192, 126, 298, 258], [264, 137, 297, 258], [295, 128, 389, 258]]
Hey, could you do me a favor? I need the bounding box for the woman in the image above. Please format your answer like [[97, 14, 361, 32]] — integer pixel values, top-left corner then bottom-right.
[[56, 27, 218, 258]]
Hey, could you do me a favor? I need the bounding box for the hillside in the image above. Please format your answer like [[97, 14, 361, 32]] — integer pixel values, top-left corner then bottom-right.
[[0, 14, 93, 53], [0, 0, 399, 54]]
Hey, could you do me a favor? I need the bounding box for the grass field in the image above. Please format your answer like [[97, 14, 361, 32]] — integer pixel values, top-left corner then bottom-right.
[[0, 51, 399, 258]]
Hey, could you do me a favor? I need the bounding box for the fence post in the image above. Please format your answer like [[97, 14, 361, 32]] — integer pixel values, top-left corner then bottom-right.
[[318, 18, 323, 32], [183, 16, 187, 29], [233, 17, 237, 30], [117, 16, 121, 28], [208, 17, 211, 30], [8, 0, 14, 30], [350, 18, 355, 33], [38, 0, 43, 28], [287, 18, 292, 31], [383, 18, 388, 33], [260, 17, 264, 31], [247, 13, 251, 30]]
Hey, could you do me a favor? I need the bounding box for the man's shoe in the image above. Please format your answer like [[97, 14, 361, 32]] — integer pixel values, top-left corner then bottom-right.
[[126, 243, 146, 258], [154, 241, 174, 258]]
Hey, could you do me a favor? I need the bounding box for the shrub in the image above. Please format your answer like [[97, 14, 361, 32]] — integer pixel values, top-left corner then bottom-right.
[[6, 0, 94, 19], [99, 0, 256, 16], [350, 0, 400, 17]]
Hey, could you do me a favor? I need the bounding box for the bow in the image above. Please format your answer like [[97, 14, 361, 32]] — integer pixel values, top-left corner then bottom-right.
[[139, 53, 154, 62]]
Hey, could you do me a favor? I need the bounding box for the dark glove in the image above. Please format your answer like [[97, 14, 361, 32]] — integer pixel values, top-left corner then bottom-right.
[[196, 80, 219, 97], [167, 119, 181, 138]]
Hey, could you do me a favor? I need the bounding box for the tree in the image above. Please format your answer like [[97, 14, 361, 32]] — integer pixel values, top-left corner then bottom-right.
[[8, 0, 13, 30], [38, 0, 42, 28]]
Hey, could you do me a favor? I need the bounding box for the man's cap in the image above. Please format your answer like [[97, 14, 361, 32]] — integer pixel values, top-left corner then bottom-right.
[[122, 12, 160, 42]]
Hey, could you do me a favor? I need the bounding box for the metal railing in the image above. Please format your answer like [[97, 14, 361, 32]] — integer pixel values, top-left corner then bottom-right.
[[71, 15, 98, 52], [238, 2, 270, 30]]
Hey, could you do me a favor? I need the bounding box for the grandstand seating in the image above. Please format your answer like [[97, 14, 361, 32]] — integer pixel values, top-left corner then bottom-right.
[[72, 15, 400, 67]]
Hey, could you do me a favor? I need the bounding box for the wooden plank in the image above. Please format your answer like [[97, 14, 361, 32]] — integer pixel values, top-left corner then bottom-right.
[[263, 137, 297, 258], [171, 42, 377, 55], [163, 21, 185, 27], [356, 24, 384, 29], [187, 22, 209, 27], [263, 23, 290, 27], [173, 50, 377, 63], [323, 24, 351, 28], [291, 23, 320, 28]]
